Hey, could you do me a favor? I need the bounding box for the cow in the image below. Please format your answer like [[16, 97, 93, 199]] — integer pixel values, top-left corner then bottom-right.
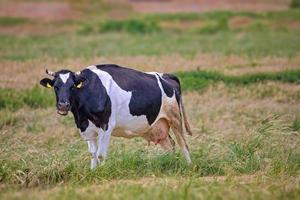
[[40, 64, 193, 169]]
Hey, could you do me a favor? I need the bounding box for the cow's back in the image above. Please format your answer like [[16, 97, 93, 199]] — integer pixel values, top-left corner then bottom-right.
[[96, 64, 163, 126]]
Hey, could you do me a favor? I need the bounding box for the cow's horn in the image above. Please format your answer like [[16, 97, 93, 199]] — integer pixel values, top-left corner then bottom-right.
[[46, 69, 56, 77]]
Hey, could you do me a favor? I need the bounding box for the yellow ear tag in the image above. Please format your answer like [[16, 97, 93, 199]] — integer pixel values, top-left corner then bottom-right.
[[46, 83, 52, 88], [76, 82, 82, 88]]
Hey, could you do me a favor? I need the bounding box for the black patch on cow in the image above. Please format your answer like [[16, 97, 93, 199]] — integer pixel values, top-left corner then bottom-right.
[[161, 73, 181, 106], [96, 64, 162, 125], [70, 100, 89, 132], [157, 74, 174, 98], [71, 69, 111, 132]]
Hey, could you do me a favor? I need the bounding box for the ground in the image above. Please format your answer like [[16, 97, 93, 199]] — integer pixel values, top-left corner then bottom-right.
[[0, 0, 299, 199]]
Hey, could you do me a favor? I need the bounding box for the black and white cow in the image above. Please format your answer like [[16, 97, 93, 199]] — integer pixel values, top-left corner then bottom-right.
[[40, 64, 192, 169]]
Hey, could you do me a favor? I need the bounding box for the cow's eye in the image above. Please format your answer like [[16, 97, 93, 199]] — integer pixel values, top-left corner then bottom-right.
[[54, 86, 59, 91]]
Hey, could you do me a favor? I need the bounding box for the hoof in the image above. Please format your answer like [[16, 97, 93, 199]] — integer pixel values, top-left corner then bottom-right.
[[90, 158, 98, 169]]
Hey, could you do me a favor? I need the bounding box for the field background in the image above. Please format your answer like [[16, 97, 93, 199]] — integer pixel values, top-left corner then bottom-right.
[[0, 0, 300, 199]]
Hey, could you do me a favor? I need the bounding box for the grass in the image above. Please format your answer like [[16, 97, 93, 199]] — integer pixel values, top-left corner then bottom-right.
[[1, 30, 300, 60], [176, 69, 300, 91], [0, 7, 299, 200], [0, 79, 299, 199], [1, 10, 300, 61], [76, 24, 94, 35], [99, 19, 160, 33], [0, 86, 54, 110], [0, 111, 19, 129], [0, 17, 27, 26], [0, 87, 299, 199], [2, 177, 299, 200], [0, 113, 298, 187], [193, 17, 229, 34], [291, 0, 300, 8], [291, 119, 300, 131]]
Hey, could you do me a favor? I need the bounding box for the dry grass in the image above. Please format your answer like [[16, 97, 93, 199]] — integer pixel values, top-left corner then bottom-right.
[[130, 0, 292, 14], [0, 21, 76, 36], [2, 175, 299, 200], [159, 20, 206, 31], [185, 83, 300, 144], [229, 16, 254, 29]]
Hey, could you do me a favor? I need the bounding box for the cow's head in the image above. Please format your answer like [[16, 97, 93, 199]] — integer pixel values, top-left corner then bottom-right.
[[40, 69, 87, 115]]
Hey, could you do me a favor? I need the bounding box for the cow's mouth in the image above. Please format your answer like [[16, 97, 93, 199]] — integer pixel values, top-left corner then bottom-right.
[[57, 109, 68, 116]]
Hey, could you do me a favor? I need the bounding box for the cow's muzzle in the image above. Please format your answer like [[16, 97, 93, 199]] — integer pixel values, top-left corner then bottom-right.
[[57, 102, 70, 116]]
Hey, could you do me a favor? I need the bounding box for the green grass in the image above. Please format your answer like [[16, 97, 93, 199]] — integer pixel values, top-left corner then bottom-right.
[[0, 17, 27, 26], [291, 0, 300, 8], [291, 119, 300, 131], [1, 30, 299, 61], [76, 24, 94, 35], [176, 69, 300, 91], [0, 86, 54, 110], [99, 19, 160, 34], [193, 16, 229, 34]]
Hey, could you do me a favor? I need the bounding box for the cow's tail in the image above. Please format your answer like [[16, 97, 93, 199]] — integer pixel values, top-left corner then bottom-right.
[[179, 96, 193, 136], [166, 73, 193, 136]]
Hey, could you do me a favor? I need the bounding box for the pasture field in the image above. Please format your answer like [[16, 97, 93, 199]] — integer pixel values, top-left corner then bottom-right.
[[0, 1, 300, 199]]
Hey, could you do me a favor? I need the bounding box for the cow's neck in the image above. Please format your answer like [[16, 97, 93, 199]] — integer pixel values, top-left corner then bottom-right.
[[69, 93, 112, 132], [70, 96, 89, 132]]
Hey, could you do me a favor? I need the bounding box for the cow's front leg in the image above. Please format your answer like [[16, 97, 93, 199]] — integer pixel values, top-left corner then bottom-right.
[[87, 139, 98, 169], [96, 127, 114, 165]]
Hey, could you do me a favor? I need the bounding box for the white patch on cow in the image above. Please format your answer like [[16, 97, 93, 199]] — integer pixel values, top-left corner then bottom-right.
[[59, 72, 70, 84], [87, 65, 150, 134]]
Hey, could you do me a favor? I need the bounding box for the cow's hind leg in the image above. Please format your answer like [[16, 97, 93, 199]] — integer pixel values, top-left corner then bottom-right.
[[170, 116, 192, 164], [158, 134, 175, 152]]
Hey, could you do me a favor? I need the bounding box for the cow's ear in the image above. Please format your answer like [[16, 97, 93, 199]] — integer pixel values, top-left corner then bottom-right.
[[74, 76, 88, 89], [40, 78, 54, 88]]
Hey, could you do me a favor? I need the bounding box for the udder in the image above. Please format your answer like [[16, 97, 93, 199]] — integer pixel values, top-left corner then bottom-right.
[[143, 118, 175, 151]]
